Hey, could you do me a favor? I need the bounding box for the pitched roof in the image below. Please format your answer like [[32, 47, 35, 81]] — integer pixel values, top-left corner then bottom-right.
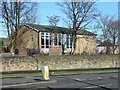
[[24, 24, 97, 36]]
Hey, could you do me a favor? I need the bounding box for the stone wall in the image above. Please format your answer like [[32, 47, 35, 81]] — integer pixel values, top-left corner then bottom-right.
[[75, 35, 96, 54], [1, 55, 119, 72], [16, 27, 37, 49]]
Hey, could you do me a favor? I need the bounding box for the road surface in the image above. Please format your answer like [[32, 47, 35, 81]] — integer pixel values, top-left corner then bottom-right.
[[1, 72, 119, 90]]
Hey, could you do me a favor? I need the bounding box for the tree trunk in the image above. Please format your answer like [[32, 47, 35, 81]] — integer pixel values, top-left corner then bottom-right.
[[72, 31, 77, 55], [72, 13, 77, 55]]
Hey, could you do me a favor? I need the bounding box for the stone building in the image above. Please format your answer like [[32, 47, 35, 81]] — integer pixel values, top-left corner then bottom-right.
[[16, 24, 97, 55]]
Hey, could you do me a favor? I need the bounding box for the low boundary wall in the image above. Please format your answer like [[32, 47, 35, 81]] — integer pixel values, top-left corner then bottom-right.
[[1, 55, 119, 72]]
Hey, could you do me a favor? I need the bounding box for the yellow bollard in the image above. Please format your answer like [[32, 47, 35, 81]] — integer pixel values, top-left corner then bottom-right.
[[42, 66, 49, 80]]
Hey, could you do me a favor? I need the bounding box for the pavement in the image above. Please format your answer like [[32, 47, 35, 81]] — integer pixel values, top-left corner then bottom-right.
[[1, 72, 119, 90]]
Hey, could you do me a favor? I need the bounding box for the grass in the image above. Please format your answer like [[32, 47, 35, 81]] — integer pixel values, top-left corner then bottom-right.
[[1, 72, 41, 78], [1, 68, 119, 78]]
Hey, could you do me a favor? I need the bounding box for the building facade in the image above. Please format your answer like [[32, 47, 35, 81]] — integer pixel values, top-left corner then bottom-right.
[[16, 24, 97, 55], [96, 41, 119, 54]]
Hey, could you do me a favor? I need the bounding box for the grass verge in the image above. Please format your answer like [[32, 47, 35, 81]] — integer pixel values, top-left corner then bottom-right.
[[1, 68, 119, 78]]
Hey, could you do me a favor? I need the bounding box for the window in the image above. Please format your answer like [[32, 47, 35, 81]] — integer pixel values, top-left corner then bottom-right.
[[66, 34, 72, 48], [66, 34, 69, 48], [54, 33, 57, 45], [70, 35, 72, 48], [58, 33, 62, 45], [50, 33, 54, 46], [50, 33, 62, 46], [41, 32, 63, 48], [41, 33, 44, 48], [41, 32, 50, 48]]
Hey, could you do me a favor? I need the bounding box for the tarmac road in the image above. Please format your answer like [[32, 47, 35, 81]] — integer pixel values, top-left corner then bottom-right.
[[1, 72, 119, 90]]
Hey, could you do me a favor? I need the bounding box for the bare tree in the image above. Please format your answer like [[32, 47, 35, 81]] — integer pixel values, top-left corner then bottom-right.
[[47, 15, 60, 46], [57, 1, 99, 54], [1, 1, 37, 53], [47, 15, 60, 26], [106, 19, 118, 54], [96, 15, 118, 54]]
